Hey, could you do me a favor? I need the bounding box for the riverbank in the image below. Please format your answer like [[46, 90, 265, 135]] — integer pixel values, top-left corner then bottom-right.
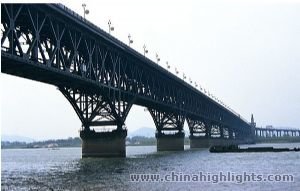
[[1, 136, 194, 149]]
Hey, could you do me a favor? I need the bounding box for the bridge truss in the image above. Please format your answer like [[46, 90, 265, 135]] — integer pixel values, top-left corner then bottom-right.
[[1, 3, 253, 141]]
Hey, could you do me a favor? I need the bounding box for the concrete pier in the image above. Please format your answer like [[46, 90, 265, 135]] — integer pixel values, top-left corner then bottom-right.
[[189, 136, 252, 148], [190, 137, 240, 148], [209, 138, 238, 147], [80, 129, 127, 157], [156, 132, 185, 151], [189, 136, 209, 148]]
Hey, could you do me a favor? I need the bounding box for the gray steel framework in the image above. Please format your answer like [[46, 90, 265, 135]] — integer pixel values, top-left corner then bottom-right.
[[1, 3, 252, 140], [255, 128, 300, 138]]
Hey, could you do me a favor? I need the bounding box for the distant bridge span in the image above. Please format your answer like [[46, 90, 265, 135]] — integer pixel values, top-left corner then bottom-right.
[[1, 4, 255, 157], [255, 127, 300, 138]]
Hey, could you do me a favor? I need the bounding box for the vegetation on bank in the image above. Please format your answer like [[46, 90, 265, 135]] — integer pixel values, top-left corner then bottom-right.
[[3, 136, 299, 149], [1, 137, 81, 149], [1, 136, 157, 149], [1, 136, 193, 149]]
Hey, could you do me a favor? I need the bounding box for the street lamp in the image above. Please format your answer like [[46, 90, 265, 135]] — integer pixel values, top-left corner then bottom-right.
[[175, 68, 179, 75], [156, 53, 160, 64], [108, 20, 114, 34], [128, 34, 133, 46], [166, 61, 170, 69], [82, 4, 89, 19], [143, 44, 148, 56]]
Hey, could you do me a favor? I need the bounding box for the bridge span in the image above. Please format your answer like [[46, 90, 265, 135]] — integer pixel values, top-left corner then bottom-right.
[[1, 3, 255, 157], [255, 127, 300, 138]]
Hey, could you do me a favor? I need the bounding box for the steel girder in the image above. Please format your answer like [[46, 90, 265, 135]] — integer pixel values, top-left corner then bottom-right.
[[186, 118, 209, 137], [60, 87, 134, 130], [1, 4, 252, 137], [148, 109, 185, 134], [255, 128, 300, 138], [187, 118, 233, 139]]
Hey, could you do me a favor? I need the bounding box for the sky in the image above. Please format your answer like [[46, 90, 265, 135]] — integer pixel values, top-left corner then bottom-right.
[[1, 0, 300, 140]]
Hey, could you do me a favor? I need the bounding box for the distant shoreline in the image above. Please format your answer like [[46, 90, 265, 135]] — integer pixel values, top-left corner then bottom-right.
[[1, 136, 158, 149], [2, 136, 299, 149]]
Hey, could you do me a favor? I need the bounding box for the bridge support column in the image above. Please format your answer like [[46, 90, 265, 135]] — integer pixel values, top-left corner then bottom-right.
[[156, 131, 185, 151], [148, 109, 185, 151], [60, 87, 134, 158], [209, 138, 239, 147], [80, 129, 127, 157], [190, 136, 209, 148], [187, 118, 211, 148]]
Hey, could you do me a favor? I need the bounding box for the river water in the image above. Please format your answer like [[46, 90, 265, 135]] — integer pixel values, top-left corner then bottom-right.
[[1, 143, 300, 191]]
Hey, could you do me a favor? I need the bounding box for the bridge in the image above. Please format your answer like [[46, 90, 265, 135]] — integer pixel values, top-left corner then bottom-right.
[[255, 127, 300, 138], [1, 3, 255, 157]]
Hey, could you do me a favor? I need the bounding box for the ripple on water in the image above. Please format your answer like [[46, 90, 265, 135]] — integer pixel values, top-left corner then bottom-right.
[[2, 143, 300, 191]]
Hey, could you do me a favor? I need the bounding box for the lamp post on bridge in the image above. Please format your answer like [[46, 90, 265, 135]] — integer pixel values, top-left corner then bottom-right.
[[143, 44, 148, 57], [175, 67, 179, 75], [128, 34, 133, 46], [183, 73, 186, 80], [108, 20, 114, 34], [166, 61, 170, 69], [82, 4, 89, 19], [156, 53, 160, 64], [199, 85, 203, 91]]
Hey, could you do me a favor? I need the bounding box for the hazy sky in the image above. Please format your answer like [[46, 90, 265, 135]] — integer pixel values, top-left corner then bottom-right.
[[1, 0, 300, 140]]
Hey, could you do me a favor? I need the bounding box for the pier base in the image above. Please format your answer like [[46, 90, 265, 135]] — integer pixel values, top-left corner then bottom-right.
[[80, 129, 127, 158], [243, 138, 255, 144], [189, 136, 209, 148], [209, 138, 239, 147], [156, 132, 185, 151]]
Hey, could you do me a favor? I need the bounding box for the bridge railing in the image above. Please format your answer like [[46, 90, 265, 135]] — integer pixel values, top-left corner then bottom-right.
[[256, 127, 300, 131]]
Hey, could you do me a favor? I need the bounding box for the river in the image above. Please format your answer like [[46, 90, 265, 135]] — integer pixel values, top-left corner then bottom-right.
[[1, 143, 300, 190]]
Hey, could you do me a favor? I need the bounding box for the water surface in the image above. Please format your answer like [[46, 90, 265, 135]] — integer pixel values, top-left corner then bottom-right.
[[2, 143, 300, 190]]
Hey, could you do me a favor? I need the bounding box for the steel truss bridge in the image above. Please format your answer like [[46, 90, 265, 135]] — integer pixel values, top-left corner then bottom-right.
[[255, 127, 300, 138], [1, 4, 256, 156]]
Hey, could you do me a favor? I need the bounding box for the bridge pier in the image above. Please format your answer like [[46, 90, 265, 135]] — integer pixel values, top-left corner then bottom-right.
[[189, 136, 210, 148], [148, 109, 185, 151], [209, 138, 239, 147], [59, 87, 134, 158], [156, 131, 185, 151], [80, 129, 127, 157], [187, 118, 211, 148]]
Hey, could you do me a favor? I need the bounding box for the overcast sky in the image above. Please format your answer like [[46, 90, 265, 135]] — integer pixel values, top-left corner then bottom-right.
[[1, 0, 300, 140]]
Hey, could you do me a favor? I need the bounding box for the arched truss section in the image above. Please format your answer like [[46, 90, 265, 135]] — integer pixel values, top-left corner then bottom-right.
[[186, 118, 208, 137], [210, 124, 221, 138], [148, 109, 185, 134], [60, 87, 135, 131]]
